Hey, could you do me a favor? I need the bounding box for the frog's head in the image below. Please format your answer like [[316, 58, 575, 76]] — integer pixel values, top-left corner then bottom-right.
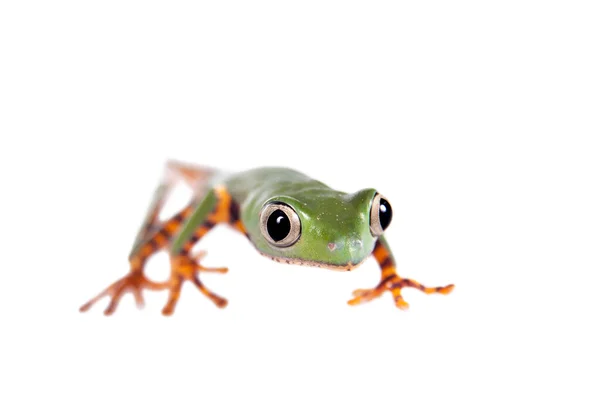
[[248, 188, 393, 271]]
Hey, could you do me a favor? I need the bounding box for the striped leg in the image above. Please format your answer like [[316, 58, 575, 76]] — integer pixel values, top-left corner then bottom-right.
[[161, 186, 234, 315], [129, 160, 215, 259], [348, 238, 454, 309], [228, 198, 249, 237], [80, 204, 196, 315], [80, 160, 215, 315]]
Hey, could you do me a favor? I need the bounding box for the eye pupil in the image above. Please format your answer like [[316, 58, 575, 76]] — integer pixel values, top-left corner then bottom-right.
[[267, 209, 291, 242], [378, 198, 392, 230]]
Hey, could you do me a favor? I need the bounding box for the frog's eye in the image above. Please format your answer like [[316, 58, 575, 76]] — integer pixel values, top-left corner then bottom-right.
[[370, 193, 393, 236], [259, 202, 301, 247]]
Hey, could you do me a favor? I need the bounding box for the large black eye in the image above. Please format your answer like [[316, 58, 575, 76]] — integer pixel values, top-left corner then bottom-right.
[[259, 202, 301, 247], [370, 193, 393, 236], [267, 209, 291, 242], [378, 197, 392, 231]]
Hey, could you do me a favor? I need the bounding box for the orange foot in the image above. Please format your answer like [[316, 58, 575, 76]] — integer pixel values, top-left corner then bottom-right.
[[348, 274, 454, 309], [79, 270, 167, 315], [161, 251, 228, 316]]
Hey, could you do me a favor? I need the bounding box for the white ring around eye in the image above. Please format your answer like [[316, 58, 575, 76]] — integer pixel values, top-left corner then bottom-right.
[[259, 202, 302, 247], [370, 193, 389, 236]]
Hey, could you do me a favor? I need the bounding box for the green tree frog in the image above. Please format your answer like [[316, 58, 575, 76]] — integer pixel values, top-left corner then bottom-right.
[[81, 161, 454, 315]]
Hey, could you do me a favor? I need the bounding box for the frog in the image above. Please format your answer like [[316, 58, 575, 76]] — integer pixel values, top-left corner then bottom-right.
[[80, 161, 454, 315]]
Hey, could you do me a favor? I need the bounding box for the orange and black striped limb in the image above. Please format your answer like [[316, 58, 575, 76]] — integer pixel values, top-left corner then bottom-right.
[[80, 161, 217, 315], [79, 204, 196, 315], [131, 204, 196, 267], [174, 186, 233, 255], [348, 239, 454, 309], [129, 161, 215, 259], [228, 197, 249, 238], [162, 186, 244, 315]]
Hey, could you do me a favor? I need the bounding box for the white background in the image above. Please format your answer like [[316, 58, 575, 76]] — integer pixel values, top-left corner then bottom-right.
[[1, 1, 599, 399]]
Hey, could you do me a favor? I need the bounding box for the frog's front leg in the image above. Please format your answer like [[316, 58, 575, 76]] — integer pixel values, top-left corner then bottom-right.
[[161, 186, 238, 315], [348, 237, 454, 309]]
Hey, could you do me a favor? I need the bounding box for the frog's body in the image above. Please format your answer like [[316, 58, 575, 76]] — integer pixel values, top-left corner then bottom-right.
[[81, 161, 453, 315]]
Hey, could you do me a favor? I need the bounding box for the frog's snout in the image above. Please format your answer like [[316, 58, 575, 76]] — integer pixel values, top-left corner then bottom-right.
[[328, 238, 363, 252], [319, 236, 370, 270]]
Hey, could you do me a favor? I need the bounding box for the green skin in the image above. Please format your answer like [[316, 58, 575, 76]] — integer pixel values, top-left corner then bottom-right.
[[169, 167, 384, 270]]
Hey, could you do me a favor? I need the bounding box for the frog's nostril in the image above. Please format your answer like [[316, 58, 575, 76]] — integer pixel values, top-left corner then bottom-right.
[[350, 238, 363, 250], [328, 243, 337, 251]]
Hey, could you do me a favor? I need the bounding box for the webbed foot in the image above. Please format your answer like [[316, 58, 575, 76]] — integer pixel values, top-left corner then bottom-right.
[[161, 251, 228, 315], [79, 270, 167, 315], [348, 275, 454, 309]]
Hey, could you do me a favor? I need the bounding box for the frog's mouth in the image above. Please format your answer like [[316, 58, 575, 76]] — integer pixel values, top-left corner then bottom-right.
[[258, 251, 366, 272]]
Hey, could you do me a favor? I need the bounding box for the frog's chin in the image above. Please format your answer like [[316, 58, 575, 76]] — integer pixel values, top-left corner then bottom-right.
[[258, 251, 366, 272]]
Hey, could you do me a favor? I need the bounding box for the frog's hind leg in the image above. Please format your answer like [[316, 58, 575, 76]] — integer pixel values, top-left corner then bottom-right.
[[79, 204, 196, 314], [129, 160, 216, 259], [80, 161, 215, 315]]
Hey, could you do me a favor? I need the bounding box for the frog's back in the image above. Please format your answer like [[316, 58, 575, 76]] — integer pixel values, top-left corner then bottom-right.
[[220, 167, 332, 205]]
